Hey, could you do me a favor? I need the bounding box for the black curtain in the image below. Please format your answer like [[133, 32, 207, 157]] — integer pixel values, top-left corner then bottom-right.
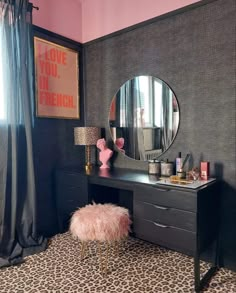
[[118, 79, 145, 160], [0, 0, 47, 268], [161, 82, 173, 151]]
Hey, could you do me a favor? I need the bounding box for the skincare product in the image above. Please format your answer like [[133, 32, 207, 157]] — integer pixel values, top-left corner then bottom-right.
[[148, 160, 160, 175], [161, 160, 174, 177], [200, 161, 210, 180], [176, 152, 182, 174]]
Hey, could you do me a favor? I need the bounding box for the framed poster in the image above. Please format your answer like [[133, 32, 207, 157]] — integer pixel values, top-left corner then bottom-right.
[[34, 37, 80, 119]]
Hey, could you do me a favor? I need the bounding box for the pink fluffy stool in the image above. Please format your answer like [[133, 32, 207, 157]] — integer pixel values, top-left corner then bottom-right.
[[70, 203, 131, 274]]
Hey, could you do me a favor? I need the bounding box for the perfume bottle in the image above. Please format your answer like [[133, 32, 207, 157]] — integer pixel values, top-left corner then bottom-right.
[[176, 152, 182, 175]]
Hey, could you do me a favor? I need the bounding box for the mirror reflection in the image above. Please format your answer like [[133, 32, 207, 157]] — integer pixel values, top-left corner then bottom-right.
[[109, 76, 180, 161]]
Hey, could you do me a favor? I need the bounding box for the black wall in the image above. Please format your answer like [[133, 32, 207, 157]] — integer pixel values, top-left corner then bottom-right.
[[33, 28, 85, 236], [83, 0, 236, 270]]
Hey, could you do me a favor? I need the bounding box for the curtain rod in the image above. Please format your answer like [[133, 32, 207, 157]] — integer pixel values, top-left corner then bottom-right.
[[1, 1, 39, 11], [32, 5, 39, 10]]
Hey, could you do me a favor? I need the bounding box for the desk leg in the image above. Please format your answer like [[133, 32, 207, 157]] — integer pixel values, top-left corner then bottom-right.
[[194, 251, 219, 292], [194, 253, 201, 292]]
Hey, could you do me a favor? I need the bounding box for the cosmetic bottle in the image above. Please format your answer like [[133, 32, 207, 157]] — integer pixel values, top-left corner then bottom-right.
[[200, 161, 210, 180], [176, 152, 182, 174]]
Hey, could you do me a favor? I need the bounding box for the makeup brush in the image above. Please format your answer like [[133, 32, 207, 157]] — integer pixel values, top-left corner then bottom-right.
[[180, 153, 191, 171]]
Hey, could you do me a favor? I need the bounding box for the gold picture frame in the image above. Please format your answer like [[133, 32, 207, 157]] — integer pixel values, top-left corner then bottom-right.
[[34, 37, 80, 119]]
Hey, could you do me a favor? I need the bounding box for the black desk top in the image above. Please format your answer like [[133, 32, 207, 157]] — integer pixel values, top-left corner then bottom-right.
[[57, 166, 216, 192]]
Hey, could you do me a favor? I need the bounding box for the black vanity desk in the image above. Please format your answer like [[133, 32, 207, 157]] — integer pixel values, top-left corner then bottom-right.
[[55, 166, 219, 292]]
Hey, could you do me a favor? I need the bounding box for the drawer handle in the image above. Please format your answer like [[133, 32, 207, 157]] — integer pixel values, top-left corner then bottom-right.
[[153, 222, 168, 228], [142, 201, 168, 210], [154, 204, 168, 210], [152, 186, 170, 192], [142, 201, 169, 210]]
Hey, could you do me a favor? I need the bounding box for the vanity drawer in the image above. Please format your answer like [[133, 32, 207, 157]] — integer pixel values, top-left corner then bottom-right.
[[56, 185, 88, 209], [55, 170, 89, 232], [56, 185, 88, 230], [133, 200, 196, 232], [56, 170, 87, 187], [133, 217, 196, 255], [134, 185, 197, 212]]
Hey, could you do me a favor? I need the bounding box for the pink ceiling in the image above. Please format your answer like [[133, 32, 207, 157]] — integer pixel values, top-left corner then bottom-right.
[[32, 0, 82, 42], [32, 0, 201, 43]]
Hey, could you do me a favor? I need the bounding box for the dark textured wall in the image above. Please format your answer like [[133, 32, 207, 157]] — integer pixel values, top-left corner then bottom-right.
[[84, 0, 236, 270]]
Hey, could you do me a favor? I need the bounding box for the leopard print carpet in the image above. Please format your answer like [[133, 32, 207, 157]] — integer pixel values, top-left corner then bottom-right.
[[0, 232, 235, 293]]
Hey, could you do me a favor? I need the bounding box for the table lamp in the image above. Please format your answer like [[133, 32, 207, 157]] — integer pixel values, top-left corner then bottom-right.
[[74, 127, 101, 172]]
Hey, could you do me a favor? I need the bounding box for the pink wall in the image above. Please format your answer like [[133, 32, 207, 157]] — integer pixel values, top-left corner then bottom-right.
[[32, 0, 200, 43], [32, 0, 82, 42]]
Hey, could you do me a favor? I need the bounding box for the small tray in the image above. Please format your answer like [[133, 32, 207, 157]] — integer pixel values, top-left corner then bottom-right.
[[157, 177, 216, 189], [160, 177, 193, 185], [170, 179, 194, 185]]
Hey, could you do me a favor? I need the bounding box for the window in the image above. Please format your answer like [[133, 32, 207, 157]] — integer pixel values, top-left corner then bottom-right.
[[139, 76, 163, 128], [139, 75, 152, 127], [153, 79, 162, 128]]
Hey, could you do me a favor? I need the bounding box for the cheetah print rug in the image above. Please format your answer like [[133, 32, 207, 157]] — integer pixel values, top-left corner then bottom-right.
[[0, 232, 235, 293]]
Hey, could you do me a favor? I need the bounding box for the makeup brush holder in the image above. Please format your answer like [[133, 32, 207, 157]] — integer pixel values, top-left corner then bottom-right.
[[177, 171, 186, 179]]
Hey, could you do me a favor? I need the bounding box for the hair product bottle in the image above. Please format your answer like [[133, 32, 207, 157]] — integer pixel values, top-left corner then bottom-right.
[[176, 152, 182, 174]]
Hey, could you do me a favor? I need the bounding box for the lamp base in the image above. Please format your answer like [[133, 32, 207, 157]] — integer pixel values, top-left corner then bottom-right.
[[85, 163, 93, 174], [85, 145, 93, 174]]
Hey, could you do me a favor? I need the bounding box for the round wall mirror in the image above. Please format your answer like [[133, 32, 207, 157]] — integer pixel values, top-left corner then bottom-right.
[[109, 75, 180, 161]]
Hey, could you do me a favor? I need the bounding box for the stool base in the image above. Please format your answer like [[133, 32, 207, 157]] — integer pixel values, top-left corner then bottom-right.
[[79, 239, 126, 275]]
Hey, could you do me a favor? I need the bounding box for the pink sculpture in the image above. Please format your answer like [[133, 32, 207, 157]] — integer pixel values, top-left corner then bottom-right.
[[96, 138, 113, 169], [115, 137, 125, 154]]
